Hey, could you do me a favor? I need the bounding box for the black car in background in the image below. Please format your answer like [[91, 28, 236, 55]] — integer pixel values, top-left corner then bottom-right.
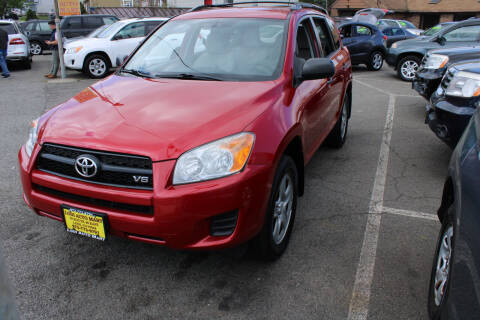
[[20, 19, 51, 55], [425, 61, 480, 148], [386, 18, 480, 81], [60, 14, 118, 38], [381, 27, 417, 48], [414, 46, 480, 100], [428, 108, 480, 319], [339, 22, 386, 71]]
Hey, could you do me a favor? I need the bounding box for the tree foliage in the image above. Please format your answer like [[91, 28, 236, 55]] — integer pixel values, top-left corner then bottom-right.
[[0, 0, 25, 18]]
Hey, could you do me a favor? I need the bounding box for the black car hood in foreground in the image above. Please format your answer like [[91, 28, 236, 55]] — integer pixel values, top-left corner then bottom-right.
[[451, 61, 480, 74], [429, 46, 480, 62]]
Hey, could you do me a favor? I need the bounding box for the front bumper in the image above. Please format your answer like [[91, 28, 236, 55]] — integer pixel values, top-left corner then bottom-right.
[[64, 52, 85, 70], [412, 69, 443, 100], [19, 145, 272, 249], [386, 49, 399, 68], [425, 92, 477, 148]]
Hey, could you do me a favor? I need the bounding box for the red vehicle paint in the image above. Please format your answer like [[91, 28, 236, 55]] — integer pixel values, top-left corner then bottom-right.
[[19, 3, 352, 259]]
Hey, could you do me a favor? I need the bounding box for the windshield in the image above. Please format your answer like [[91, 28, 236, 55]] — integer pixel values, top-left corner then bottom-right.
[[123, 18, 287, 81], [95, 21, 124, 38], [399, 20, 415, 28], [88, 24, 109, 38], [423, 23, 450, 36]]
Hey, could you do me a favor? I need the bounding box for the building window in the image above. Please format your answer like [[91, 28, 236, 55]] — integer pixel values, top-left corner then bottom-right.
[[122, 0, 133, 7]]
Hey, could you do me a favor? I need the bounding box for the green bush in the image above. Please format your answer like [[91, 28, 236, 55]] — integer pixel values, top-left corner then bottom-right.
[[26, 9, 37, 20]]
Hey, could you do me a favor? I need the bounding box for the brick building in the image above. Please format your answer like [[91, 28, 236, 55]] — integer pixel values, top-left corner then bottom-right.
[[331, 0, 480, 29]]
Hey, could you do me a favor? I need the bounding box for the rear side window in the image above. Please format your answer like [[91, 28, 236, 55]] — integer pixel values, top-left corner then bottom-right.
[[382, 28, 392, 36], [24, 22, 35, 31], [391, 28, 405, 36], [65, 17, 81, 29], [0, 23, 15, 34], [37, 22, 50, 32], [115, 22, 145, 39], [312, 17, 335, 56], [83, 16, 103, 28], [443, 25, 480, 42], [354, 25, 372, 36], [340, 25, 352, 38]]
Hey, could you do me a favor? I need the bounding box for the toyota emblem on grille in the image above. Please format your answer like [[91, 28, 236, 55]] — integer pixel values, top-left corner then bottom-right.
[[75, 155, 98, 178]]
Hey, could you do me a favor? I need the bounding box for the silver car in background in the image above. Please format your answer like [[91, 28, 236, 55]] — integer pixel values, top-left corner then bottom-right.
[[0, 20, 31, 69]]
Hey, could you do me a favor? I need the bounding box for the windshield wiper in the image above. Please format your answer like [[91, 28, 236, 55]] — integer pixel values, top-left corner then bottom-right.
[[154, 73, 224, 81], [119, 68, 151, 78]]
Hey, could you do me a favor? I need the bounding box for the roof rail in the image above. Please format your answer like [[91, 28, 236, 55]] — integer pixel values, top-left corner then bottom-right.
[[189, 1, 328, 15]]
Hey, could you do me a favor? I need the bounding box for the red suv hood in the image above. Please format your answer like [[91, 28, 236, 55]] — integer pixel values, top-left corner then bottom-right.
[[40, 75, 281, 161]]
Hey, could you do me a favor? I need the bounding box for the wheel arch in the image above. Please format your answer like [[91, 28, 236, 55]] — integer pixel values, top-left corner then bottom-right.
[[282, 136, 305, 197], [396, 51, 423, 69], [438, 177, 455, 224], [83, 51, 112, 71]]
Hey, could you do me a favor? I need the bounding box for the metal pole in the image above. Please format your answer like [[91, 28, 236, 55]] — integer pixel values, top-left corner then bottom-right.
[[53, 0, 66, 79]]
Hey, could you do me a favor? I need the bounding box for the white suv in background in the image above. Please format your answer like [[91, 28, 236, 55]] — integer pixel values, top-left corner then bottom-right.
[[0, 20, 31, 69], [63, 17, 167, 78]]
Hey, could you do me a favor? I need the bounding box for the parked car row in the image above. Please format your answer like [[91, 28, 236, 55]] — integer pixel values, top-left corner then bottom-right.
[[0, 19, 31, 69]]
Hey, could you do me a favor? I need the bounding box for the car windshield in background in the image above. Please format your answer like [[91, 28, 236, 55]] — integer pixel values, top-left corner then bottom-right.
[[123, 18, 287, 81], [423, 23, 450, 36], [0, 23, 15, 34], [88, 24, 109, 38], [95, 22, 123, 38]]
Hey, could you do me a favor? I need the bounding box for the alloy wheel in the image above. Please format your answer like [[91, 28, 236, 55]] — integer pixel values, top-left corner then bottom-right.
[[30, 43, 42, 55], [434, 225, 453, 306], [400, 60, 418, 80], [89, 58, 107, 77], [372, 53, 383, 70], [272, 173, 294, 245], [340, 101, 348, 139]]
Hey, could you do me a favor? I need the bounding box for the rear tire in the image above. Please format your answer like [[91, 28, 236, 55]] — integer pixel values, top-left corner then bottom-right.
[[428, 206, 455, 319], [252, 155, 298, 261], [326, 93, 350, 148], [397, 55, 421, 81], [367, 51, 383, 71]]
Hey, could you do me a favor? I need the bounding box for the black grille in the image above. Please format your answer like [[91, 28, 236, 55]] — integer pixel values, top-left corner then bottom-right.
[[210, 210, 238, 236], [34, 184, 153, 215], [441, 69, 455, 91], [36, 144, 153, 190]]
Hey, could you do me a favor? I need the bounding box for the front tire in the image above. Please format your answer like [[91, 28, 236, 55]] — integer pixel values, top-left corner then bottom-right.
[[428, 207, 455, 319], [397, 55, 421, 81], [367, 51, 383, 71], [84, 54, 109, 79], [326, 93, 350, 148], [30, 41, 43, 55], [252, 155, 298, 261]]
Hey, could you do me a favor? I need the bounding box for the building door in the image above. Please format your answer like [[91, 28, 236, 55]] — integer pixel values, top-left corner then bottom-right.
[[421, 14, 440, 30]]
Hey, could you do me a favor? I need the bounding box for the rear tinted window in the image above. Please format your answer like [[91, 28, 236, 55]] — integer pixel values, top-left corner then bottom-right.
[[0, 23, 15, 34], [83, 16, 103, 28], [65, 17, 81, 29], [38, 22, 50, 32]]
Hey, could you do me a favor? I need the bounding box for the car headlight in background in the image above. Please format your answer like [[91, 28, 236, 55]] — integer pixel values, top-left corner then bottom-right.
[[173, 132, 255, 185], [424, 54, 449, 69], [391, 43, 398, 49], [445, 71, 480, 98], [25, 119, 38, 157], [66, 46, 83, 54]]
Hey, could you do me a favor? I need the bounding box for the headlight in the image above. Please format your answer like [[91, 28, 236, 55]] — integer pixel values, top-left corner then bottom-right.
[[445, 71, 480, 98], [25, 118, 39, 157], [391, 43, 398, 49], [173, 132, 255, 185], [424, 54, 449, 69], [66, 46, 83, 54]]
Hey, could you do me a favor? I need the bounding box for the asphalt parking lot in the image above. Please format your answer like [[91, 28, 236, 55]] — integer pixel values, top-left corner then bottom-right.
[[0, 55, 451, 319]]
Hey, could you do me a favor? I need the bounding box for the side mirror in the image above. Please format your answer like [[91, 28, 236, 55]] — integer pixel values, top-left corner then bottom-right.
[[435, 36, 446, 45], [301, 58, 335, 81], [25, 31, 30, 37]]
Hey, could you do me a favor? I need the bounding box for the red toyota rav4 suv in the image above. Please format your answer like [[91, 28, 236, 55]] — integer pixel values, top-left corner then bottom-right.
[[19, 2, 352, 259]]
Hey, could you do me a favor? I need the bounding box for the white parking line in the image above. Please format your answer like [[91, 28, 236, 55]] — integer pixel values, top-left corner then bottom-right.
[[382, 206, 438, 221], [348, 94, 396, 320], [353, 79, 424, 99]]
